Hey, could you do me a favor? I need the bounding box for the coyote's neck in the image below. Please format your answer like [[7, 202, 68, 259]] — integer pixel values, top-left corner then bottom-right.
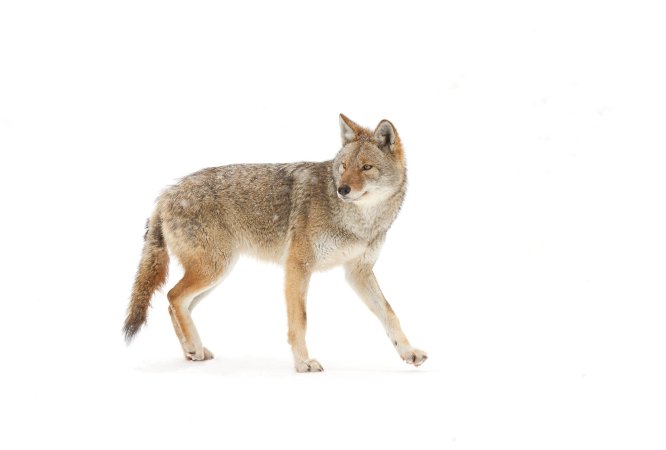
[[337, 178, 406, 240]]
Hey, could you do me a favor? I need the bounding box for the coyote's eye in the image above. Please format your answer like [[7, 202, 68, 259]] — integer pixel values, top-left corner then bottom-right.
[[362, 164, 373, 171]]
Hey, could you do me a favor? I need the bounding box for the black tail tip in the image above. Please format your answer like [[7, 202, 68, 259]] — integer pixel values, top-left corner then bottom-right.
[[122, 323, 140, 344]]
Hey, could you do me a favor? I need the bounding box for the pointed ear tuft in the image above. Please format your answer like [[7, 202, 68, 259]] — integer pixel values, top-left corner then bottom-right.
[[339, 113, 361, 145], [374, 120, 397, 152]]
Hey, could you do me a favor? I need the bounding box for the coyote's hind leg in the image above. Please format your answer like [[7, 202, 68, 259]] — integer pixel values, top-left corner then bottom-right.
[[167, 252, 231, 361], [169, 301, 214, 360]]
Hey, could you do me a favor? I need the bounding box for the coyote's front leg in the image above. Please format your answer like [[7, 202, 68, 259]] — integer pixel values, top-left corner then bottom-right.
[[345, 260, 427, 367], [285, 250, 323, 373]]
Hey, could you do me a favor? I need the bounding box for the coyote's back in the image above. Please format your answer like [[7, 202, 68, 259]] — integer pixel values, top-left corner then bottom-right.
[[156, 162, 334, 263]]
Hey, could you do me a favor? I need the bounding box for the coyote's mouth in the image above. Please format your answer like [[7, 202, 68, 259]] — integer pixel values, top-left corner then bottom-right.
[[338, 191, 367, 202]]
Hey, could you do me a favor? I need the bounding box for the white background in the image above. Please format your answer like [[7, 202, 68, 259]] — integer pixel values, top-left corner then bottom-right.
[[1, 1, 665, 448]]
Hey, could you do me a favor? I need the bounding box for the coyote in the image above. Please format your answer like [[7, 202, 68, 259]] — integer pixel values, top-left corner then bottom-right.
[[123, 114, 427, 372]]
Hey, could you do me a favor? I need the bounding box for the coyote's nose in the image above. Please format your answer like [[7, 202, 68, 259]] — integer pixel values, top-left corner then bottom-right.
[[337, 185, 351, 196]]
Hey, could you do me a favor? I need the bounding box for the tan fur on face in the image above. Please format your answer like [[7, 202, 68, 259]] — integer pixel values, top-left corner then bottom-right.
[[339, 164, 365, 193]]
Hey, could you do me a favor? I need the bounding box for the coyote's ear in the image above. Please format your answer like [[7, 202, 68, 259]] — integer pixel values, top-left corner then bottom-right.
[[339, 113, 361, 145], [374, 120, 397, 152]]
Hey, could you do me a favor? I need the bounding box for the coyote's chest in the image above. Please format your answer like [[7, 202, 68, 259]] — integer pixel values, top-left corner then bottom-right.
[[312, 233, 368, 270]]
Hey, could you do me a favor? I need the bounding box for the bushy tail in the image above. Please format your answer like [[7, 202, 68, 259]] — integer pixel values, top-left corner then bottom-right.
[[123, 213, 169, 343]]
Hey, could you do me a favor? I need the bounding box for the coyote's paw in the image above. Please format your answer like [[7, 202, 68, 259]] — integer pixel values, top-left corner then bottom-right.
[[295, 359, 324, 373], [400, 348, 428, 367], [186, 347, 214, 361]]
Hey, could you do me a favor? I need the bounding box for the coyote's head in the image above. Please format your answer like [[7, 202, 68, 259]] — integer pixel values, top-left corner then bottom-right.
[[333, 114, 406, 205]]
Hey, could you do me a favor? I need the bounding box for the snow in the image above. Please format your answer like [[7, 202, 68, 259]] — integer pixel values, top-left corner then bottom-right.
[[1, 1, 665, 449]]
